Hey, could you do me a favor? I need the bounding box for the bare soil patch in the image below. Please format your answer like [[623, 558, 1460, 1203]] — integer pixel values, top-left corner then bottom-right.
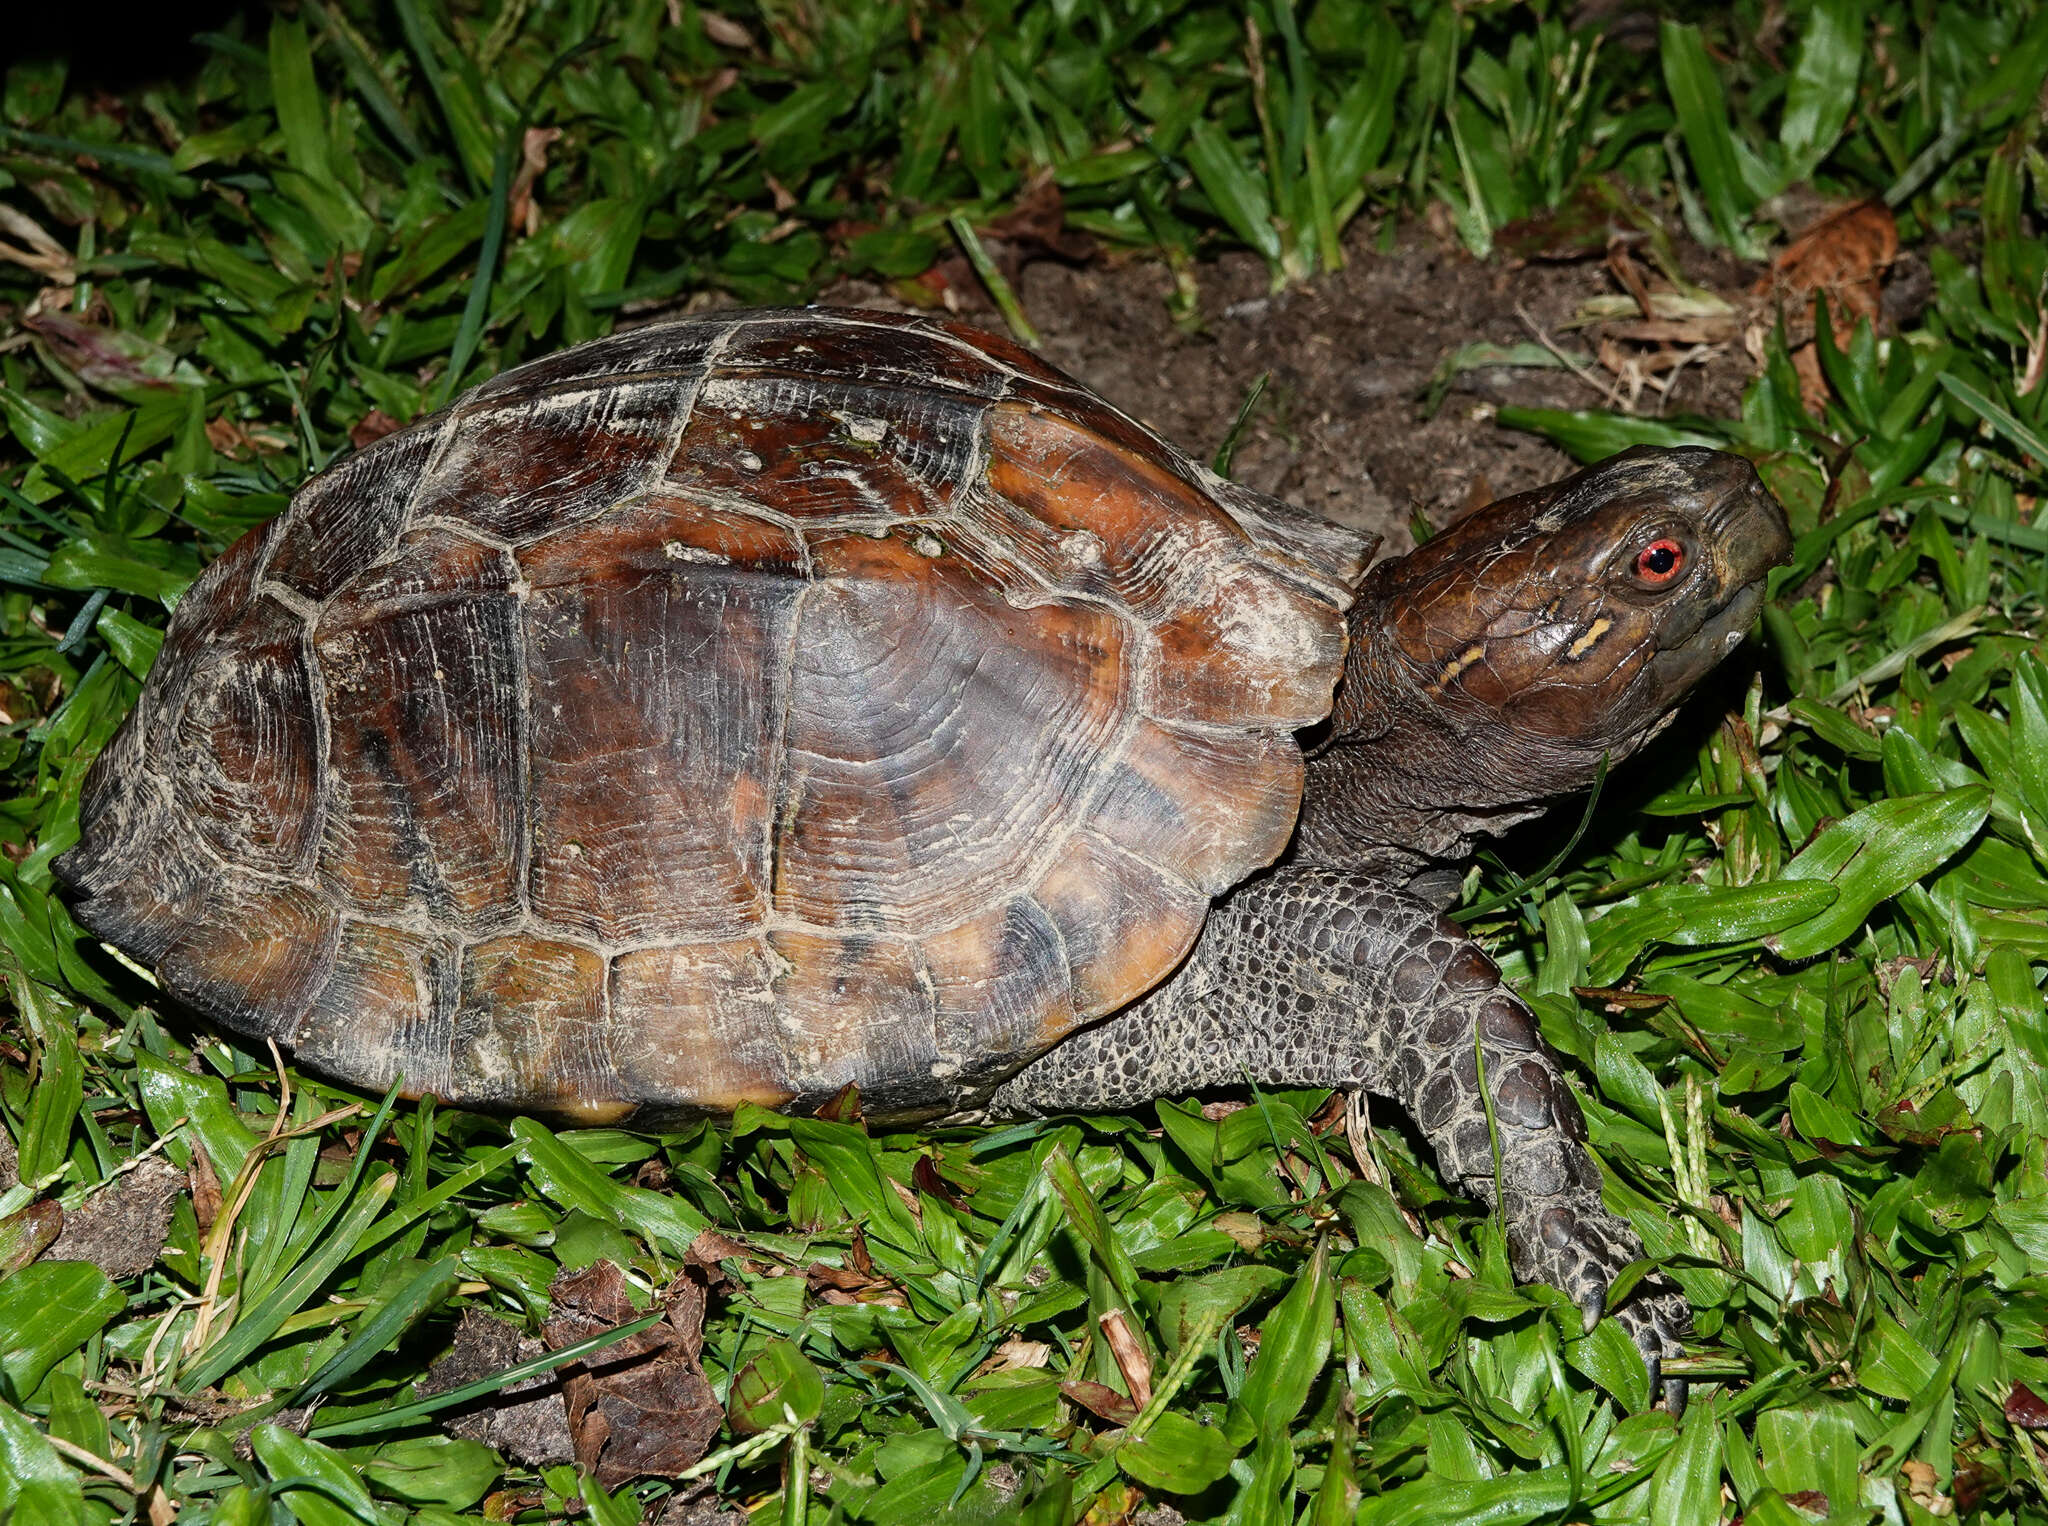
[[825, 215, 1762, 553]]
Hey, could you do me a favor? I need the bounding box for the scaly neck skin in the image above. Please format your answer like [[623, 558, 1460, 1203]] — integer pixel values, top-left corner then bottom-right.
[[1291, 588, 1568, 894]]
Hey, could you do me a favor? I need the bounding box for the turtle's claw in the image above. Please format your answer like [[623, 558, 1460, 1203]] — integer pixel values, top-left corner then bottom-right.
[[1610, 1280, 1690, 1413]]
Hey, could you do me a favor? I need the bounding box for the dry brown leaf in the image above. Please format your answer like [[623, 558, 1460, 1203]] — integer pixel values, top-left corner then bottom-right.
[[188, 1147, 222, 1234], [507, 127, 562, 239], [0, 204, 73, 280], [701, 11, 754, 48], [544, 1260, 722, 1488], [2007, 1380, 2048, 1428], [1060, 1378, 1139, 1427], [349, 410, 402, 451], [23, 312, 179, 394], [1097, 1309, 1152, 1410], [1766, 199, 1898, 329]]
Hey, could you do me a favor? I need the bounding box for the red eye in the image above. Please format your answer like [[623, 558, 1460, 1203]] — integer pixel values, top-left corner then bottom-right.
[[1633, 538, 1685, 585]]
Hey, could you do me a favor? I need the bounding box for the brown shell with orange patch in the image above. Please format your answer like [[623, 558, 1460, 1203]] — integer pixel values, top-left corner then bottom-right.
[[56, 310, 1373, 1119]]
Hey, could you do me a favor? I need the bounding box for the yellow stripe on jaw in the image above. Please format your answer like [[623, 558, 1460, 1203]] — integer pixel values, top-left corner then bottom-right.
[[1430, 642, 1487, 693], [1566, 617, 1612, 659]]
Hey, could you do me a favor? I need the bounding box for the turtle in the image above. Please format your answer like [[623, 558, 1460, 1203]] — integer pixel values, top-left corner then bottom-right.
[[56, 306, 1789, 1378]]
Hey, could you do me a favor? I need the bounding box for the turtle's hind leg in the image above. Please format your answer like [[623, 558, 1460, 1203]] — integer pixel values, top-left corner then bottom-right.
[[991, 867, 1687, 1385]]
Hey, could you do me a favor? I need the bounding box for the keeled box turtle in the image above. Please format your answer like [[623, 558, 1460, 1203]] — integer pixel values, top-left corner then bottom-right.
[[57, 307, 1790, 1380]]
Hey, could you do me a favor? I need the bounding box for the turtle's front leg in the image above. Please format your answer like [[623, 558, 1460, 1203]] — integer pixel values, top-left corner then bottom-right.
[[991, 867, 1686, 1380]]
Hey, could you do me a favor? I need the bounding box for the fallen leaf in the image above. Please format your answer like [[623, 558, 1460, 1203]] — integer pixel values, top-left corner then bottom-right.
[[983, 1339, 1051, 1373], [2007, 1380, 2048, 1428], [0, 1200, 63, 1275], [0, 204, 73, 280], [911, 1155, 967, 1211], [981, 177, 1096, 266], [507, 127, 561, 239], [544, 1260, 722, 1488], [701, 10, 753, 48], [812, 1082, 862, 1125], [1900, 1459, 1952, 1516], [1060, 1378, 1139, 1427], [1097, 1308, 1152, 1409], [188, 1147, 222, 1233], [24, 312, 192, 395], [1765, 199, 1898, 330], [349, 410, 403, 450]]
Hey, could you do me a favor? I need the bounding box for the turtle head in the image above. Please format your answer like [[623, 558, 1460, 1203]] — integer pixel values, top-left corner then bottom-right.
[[1310, 446, 1790, 873]]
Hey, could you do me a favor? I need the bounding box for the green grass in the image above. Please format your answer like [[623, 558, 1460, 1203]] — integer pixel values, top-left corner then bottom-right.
[[2, 2, 2047, 1522]]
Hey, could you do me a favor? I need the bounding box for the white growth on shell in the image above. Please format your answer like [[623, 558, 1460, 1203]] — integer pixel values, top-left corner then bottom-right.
[[663, 540, 728, 564]]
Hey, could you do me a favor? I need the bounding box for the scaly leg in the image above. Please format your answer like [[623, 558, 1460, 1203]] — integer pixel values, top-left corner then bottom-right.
[[990, 868, 1686, 1382]]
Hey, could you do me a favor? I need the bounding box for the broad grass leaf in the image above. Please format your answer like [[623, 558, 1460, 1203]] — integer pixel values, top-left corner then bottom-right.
[[363, 1436, 501, 1509], [1185, 120, 1283, 267], [1353, 1463, 1576, 1526], [1755, 1403, 1860, 1510], [134, 1049, 260, 1182], [514, 1117, 709, 1260], [1779, 0, 1862, 177], [1786, 1081, 1870, 1148], [1224, 1242, 1331, 1446], [1659, 21, 1765, 254], [783, 1117, 919, 1255], [0, 1401, 85, 1526], [17, 1015, 81, 1186], [1856, 1315, 1940, 1403], [1042, 1144, 1148, 1338], [251, 1426, 393, 1526], [1648, 1391, 1722, 1525], [0, 1262, 122, 1397], [180, 1170, 398, 1393], [1787, 697, 1882, 759], [1764, 787, 1991, 959], [269, 17, 332, 184], [1223, 1428, 1295, 1525], [1118, 1410, 1239, 1494], [729, 1338, 826, 1434], [1152, 1264, 1287, 1357], [1563, 1316, 1651, 1412], [1654, 881, 1840, 947], [1494, 405, 1724, 462]]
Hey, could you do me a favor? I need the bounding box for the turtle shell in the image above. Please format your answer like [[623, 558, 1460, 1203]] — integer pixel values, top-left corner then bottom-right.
[[57, 309, 1373, 1119]]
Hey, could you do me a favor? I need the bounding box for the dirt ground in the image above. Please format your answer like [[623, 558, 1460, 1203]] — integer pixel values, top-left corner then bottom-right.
[[823, 212, 1765, 555]]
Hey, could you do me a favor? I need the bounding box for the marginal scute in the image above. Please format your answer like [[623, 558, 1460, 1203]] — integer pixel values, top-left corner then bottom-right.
[[608, 940, 795, 1113], [314, 528, 523, 924], [1030, 831, 1208, 1019], [60, 520, 288, 952], [772, 528, 1129, 933], [1143, 557, 1350, 728], [1084, 718, 1303, 894], [922, 896, 1077, 1089], [764, 929, 948, 1114], [452, 935, 613, 1107], [172, 597, 323, 877], [157, 880, 340, 1038], [265, 420, 445, 603], [294, 920, 460, 1098], [412, 377, 692, 543], [520, 493, 805, 943]]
